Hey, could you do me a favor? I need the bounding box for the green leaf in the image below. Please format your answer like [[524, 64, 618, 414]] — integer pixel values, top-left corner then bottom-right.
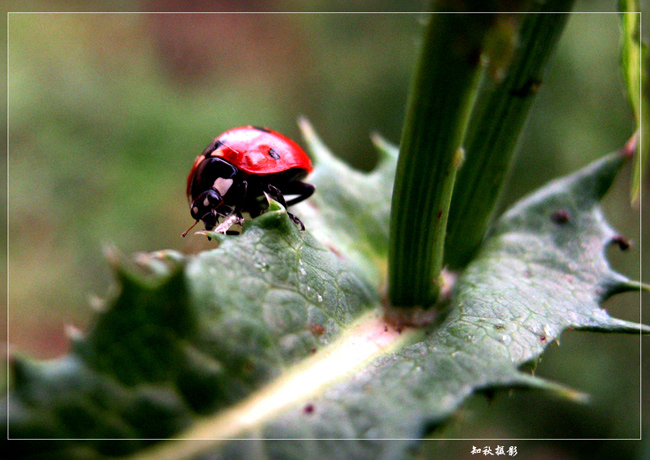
[[4, 135, 646, 460], [292, 118, 397, 287]]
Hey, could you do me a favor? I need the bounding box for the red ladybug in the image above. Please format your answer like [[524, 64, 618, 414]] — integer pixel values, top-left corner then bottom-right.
[[183, 126, 315, 236]]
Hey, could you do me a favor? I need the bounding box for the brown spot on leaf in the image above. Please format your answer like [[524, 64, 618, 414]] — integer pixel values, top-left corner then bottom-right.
[[303, 403, 315, 414], [551, 209, 571, 224], [612, 235, 631, 251], [309, 323, 325, 335]]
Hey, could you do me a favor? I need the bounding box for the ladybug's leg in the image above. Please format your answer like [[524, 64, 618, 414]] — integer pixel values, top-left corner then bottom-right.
[[214, 204, 245, 234], [266, 183, 288, 208], [215, 213, 244, 234], [213, 179, 246, 235], [282, 180, 315, 207], [233, 180, 247, 220], [223, 180, 246, 226], [216, 205, 234, 220], [289, 214, 306, 231], [267, 184, 306, 231]]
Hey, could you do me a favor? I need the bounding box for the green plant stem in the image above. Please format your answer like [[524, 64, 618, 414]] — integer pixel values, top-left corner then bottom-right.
[[618, 0, 648, 204], [444, 0, 576, 269], [388, 10, 493, 307]]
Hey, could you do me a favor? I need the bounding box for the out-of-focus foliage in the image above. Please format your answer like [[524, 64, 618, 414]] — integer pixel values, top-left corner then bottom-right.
[[8, 9, 418, 358]]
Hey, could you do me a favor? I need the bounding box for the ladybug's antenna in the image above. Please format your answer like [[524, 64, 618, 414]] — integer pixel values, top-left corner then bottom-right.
[[181, 220, 200, 238]]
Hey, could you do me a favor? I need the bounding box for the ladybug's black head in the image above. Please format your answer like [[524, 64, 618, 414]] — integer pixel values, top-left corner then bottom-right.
[[184, 156, 241, 236], [189, 189, 223, 230]]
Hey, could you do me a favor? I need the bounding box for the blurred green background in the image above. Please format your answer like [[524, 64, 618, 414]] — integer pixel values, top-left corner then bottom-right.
[[5, 1, 649, 459]]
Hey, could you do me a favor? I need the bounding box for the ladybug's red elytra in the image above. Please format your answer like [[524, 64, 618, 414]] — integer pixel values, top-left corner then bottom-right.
[[183, 126, 315, 236]]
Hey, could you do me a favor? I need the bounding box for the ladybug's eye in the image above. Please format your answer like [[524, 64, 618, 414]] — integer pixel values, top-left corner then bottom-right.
[[204, 189, 223, 206]]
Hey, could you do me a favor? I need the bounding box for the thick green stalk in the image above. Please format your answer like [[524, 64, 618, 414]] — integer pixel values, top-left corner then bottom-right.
[[388, 10, 493, 307], [444, 0, 576, 269], [618, 0, 647, 204]]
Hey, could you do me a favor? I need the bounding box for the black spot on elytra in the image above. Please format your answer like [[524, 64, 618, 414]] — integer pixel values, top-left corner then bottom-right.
[[268, 147, 281, 160], [253, 126, 271, 133]]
